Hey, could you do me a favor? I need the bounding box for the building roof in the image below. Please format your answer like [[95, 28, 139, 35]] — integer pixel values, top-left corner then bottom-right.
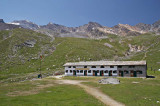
[[63, 61, 146, 66]]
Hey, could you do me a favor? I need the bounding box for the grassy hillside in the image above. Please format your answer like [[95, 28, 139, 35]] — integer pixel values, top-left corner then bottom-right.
[[0, 29, 160, 81], [0, 28, 54, 80]]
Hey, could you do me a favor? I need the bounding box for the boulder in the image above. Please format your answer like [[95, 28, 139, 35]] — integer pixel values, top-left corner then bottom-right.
[[99, 78, 120, 84]]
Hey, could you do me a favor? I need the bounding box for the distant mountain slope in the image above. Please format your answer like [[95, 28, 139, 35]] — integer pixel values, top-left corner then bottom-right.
[[9, 19, 160, 38]]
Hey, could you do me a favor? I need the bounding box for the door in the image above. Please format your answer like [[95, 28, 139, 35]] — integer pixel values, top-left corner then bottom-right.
[[130, 70, 134, 77], [133, 71, 137, 77], [100, 71, 104, 76], [95, 71, 97, 76], [93, 71, 97, 76], [93, 70, 95, 76], [119, 71, 123, 77], [73, 70, 76, 76], [84, 70, 87, 76], [109, 71, 112, 76], [121, 71, 124, 77]]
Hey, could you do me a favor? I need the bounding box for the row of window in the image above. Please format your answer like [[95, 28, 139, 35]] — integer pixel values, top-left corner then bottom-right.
[[65, 70, 143, 74], [66, 70, 91, 73], [121, 70, 143, 74], [68, 65, 136, 68], [65, 70, 117, 73], [68, 66, 114, 68]]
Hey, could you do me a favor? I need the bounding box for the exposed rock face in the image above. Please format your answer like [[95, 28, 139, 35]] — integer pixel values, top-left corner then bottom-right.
[[40, 22, 74, 33], [128, 44, 144, 52], [111, 24, 141, 36], [14, 39, 37, 52], [134, 23, 151, 32], [24, 39, 36, 47], [152, 20, 160, 34], [104, 43, 113, 48]]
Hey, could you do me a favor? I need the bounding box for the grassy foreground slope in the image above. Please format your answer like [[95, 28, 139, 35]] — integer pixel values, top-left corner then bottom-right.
[[0, 79, 104, 106]]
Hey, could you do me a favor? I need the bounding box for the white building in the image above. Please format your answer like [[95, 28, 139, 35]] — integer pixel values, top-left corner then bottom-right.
[[63, 61, 147, 77]]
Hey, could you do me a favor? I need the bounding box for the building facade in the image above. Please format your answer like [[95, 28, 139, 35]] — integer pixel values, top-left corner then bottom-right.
[[64, 61, 147, 77]]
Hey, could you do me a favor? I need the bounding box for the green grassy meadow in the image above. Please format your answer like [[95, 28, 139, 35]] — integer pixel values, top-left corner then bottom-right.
[[83, 77, 160, 106], [0, 79, 104, 106], [63, 71, 160, 106]]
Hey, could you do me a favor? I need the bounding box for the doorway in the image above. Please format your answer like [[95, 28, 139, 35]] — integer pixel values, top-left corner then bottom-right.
[[100, 71, 104, 76], [130, 70, 134, 77], [133, 71, 137, 77], [119, 71, 123, 77], [84, 70, 87, 76], [93, 71, 97, 76], [109, 71, 112, 76], [73, 70, 76, 76]]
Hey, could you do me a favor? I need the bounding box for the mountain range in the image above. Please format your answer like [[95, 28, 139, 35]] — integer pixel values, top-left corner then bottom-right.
[[1, 19, 159, 38]]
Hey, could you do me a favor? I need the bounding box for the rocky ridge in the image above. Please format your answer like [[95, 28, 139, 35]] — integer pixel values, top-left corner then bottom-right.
[[4, 19, 160, 38], [0, 19, 21, 31]]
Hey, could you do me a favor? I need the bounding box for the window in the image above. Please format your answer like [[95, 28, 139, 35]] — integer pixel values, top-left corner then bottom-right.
[[73, 66, 76, 68], [118, 66, 122, 68], [129, 65, 135, 68], [70, 70, 72, 73], [105, 70, 108, 73], [91, 66, 96, 68], [65, 70, 68, 73], [124, 70, 129, 74], [84, 66, 87, 68], [68, 66, 71, 68], [88, 70, 91, 73], [137, 70, 143, 74], [100, 66, 104, 68], [80, 70, 83, 73], [77, 70, 79, 73], [110, 66, 114, 68], [113, 70, 117, 73], [97, 70, 99, 73]]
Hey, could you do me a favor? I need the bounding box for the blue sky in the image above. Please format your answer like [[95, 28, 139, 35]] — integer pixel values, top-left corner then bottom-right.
[[1, 0, 160, 27]]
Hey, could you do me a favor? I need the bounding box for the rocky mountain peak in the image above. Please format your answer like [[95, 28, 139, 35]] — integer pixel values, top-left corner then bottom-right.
[[48, 22, 53, 25], [12, 20, 39, 30], [134, 23, 151, 31], [0, 19, 5, 23], [87, 21, 103, 28], [0, 19, 20, 31], [152, 19, 160, 28]]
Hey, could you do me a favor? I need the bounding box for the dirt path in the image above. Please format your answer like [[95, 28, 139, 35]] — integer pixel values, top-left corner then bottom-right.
[[56, 80, 125, 106]]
